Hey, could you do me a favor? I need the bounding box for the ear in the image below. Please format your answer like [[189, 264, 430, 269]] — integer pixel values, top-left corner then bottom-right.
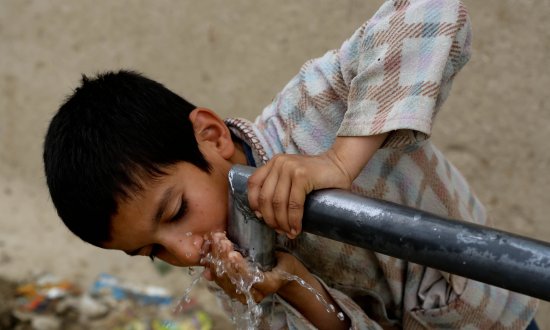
[[189, 108, 235, 160]]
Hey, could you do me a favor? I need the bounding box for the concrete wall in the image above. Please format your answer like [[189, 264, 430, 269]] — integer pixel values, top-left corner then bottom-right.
[[1, 0, 548, 326]]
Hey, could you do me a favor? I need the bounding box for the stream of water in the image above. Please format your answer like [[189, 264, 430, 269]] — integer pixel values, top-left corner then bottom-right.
[[174, 241, 344, 329]]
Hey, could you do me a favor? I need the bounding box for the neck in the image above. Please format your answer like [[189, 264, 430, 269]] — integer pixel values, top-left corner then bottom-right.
[[230, 139, 248, 166]]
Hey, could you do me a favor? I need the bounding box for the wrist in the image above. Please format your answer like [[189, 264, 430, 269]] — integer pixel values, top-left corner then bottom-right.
[[331, 134, 388, 181], [323, 149, 354, 189]]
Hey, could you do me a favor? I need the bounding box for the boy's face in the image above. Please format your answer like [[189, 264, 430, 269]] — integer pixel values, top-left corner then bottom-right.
[[102, 108, 247, 267]]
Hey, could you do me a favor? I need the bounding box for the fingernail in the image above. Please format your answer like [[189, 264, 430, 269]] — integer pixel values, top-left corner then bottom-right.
[[254, 211, 262, 219], [276, 229, 284, 235], [291, 229, 297, 236]]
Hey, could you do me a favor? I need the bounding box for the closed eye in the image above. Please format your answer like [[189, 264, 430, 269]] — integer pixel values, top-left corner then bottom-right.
[[170, 197, 188, 222], [150, 197, 187, 261]]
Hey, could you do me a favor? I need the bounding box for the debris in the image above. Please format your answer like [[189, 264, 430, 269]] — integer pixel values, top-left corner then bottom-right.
[[2, 273, 213, 330], [90, 273, 173, 306]]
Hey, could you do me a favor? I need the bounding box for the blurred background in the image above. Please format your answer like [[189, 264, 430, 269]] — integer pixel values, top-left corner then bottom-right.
[[1, 0, 549, 328]]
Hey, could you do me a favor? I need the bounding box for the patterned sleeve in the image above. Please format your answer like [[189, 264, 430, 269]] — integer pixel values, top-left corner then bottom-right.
[[336, 0, 472, 148]]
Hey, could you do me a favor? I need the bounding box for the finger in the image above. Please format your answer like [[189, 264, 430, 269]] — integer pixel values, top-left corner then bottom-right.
[[272, 168, 292, 234], [228, 251, 250, 279], [288, 174, 307, 238], [247, 158, 277, 215], [210, 233, 231, 259], [256, 159, 283, 230]]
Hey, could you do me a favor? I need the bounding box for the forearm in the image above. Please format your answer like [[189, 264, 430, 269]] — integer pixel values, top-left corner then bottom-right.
[[277, 254, 350, 330], [326, 133, 388, 183]]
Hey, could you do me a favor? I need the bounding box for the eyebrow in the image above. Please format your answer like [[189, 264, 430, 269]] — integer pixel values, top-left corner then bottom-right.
[[124, 186, 176, 257]]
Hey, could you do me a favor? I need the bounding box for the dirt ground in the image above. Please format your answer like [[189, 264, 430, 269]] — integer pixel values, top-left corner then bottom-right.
[[1, 0, 549, 328]]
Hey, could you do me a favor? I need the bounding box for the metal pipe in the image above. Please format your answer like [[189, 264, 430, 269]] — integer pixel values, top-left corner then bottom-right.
[[227, 166, 276, 325], [227, 165, 550, 301], [227, 165, 276, 271]]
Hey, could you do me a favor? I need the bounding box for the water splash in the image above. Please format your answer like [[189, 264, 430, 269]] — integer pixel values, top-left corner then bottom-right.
[[178, 236, 344, 329], [200, 250, 265, 329], [173, 267, 203, 314]]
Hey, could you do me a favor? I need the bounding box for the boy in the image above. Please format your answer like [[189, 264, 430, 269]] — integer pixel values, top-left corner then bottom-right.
[[44, 0, 538, 328]]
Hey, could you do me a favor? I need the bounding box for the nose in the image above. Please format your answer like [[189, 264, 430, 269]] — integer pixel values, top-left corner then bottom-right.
[[159, 233, 205, 267]]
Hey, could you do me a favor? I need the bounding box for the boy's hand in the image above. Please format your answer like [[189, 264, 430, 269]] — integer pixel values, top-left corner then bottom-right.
[[201, 232, 294, 304], [247, 134, 387, 239], [200, 233, 350, 329], [247, 151, 352, 239]]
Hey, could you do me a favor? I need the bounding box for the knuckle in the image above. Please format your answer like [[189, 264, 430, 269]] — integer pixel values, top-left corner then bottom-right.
[[272, 197, 284, 209], [247, 176, 260, 188], [288, 200, 304, 210], [292, 166, 306, 177], [258, 193, 269, 205]]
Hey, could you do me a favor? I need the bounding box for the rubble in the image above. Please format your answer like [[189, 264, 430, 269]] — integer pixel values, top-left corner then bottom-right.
[[1, 273, 213, 330]]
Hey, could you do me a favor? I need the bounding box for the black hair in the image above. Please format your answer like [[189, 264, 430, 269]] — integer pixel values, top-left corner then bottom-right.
[[43, 70, 210, 246]]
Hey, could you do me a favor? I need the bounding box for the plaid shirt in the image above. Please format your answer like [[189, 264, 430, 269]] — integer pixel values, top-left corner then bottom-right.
[[225, 0, 538, 328]]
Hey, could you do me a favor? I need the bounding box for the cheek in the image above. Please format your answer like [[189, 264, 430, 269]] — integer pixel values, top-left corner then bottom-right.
[[192, 200, 228, 232]]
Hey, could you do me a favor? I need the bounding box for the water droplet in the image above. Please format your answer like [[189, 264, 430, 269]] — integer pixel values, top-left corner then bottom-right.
[[337, 312, 345, 321], [277, 270, 337, 320], [174, 269, 202, 314]]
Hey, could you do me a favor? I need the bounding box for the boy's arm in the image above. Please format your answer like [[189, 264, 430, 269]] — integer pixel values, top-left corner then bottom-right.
[[248, 0, 473, 238], [248, 133, 387, 238], [202, 233, 351, 329]]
